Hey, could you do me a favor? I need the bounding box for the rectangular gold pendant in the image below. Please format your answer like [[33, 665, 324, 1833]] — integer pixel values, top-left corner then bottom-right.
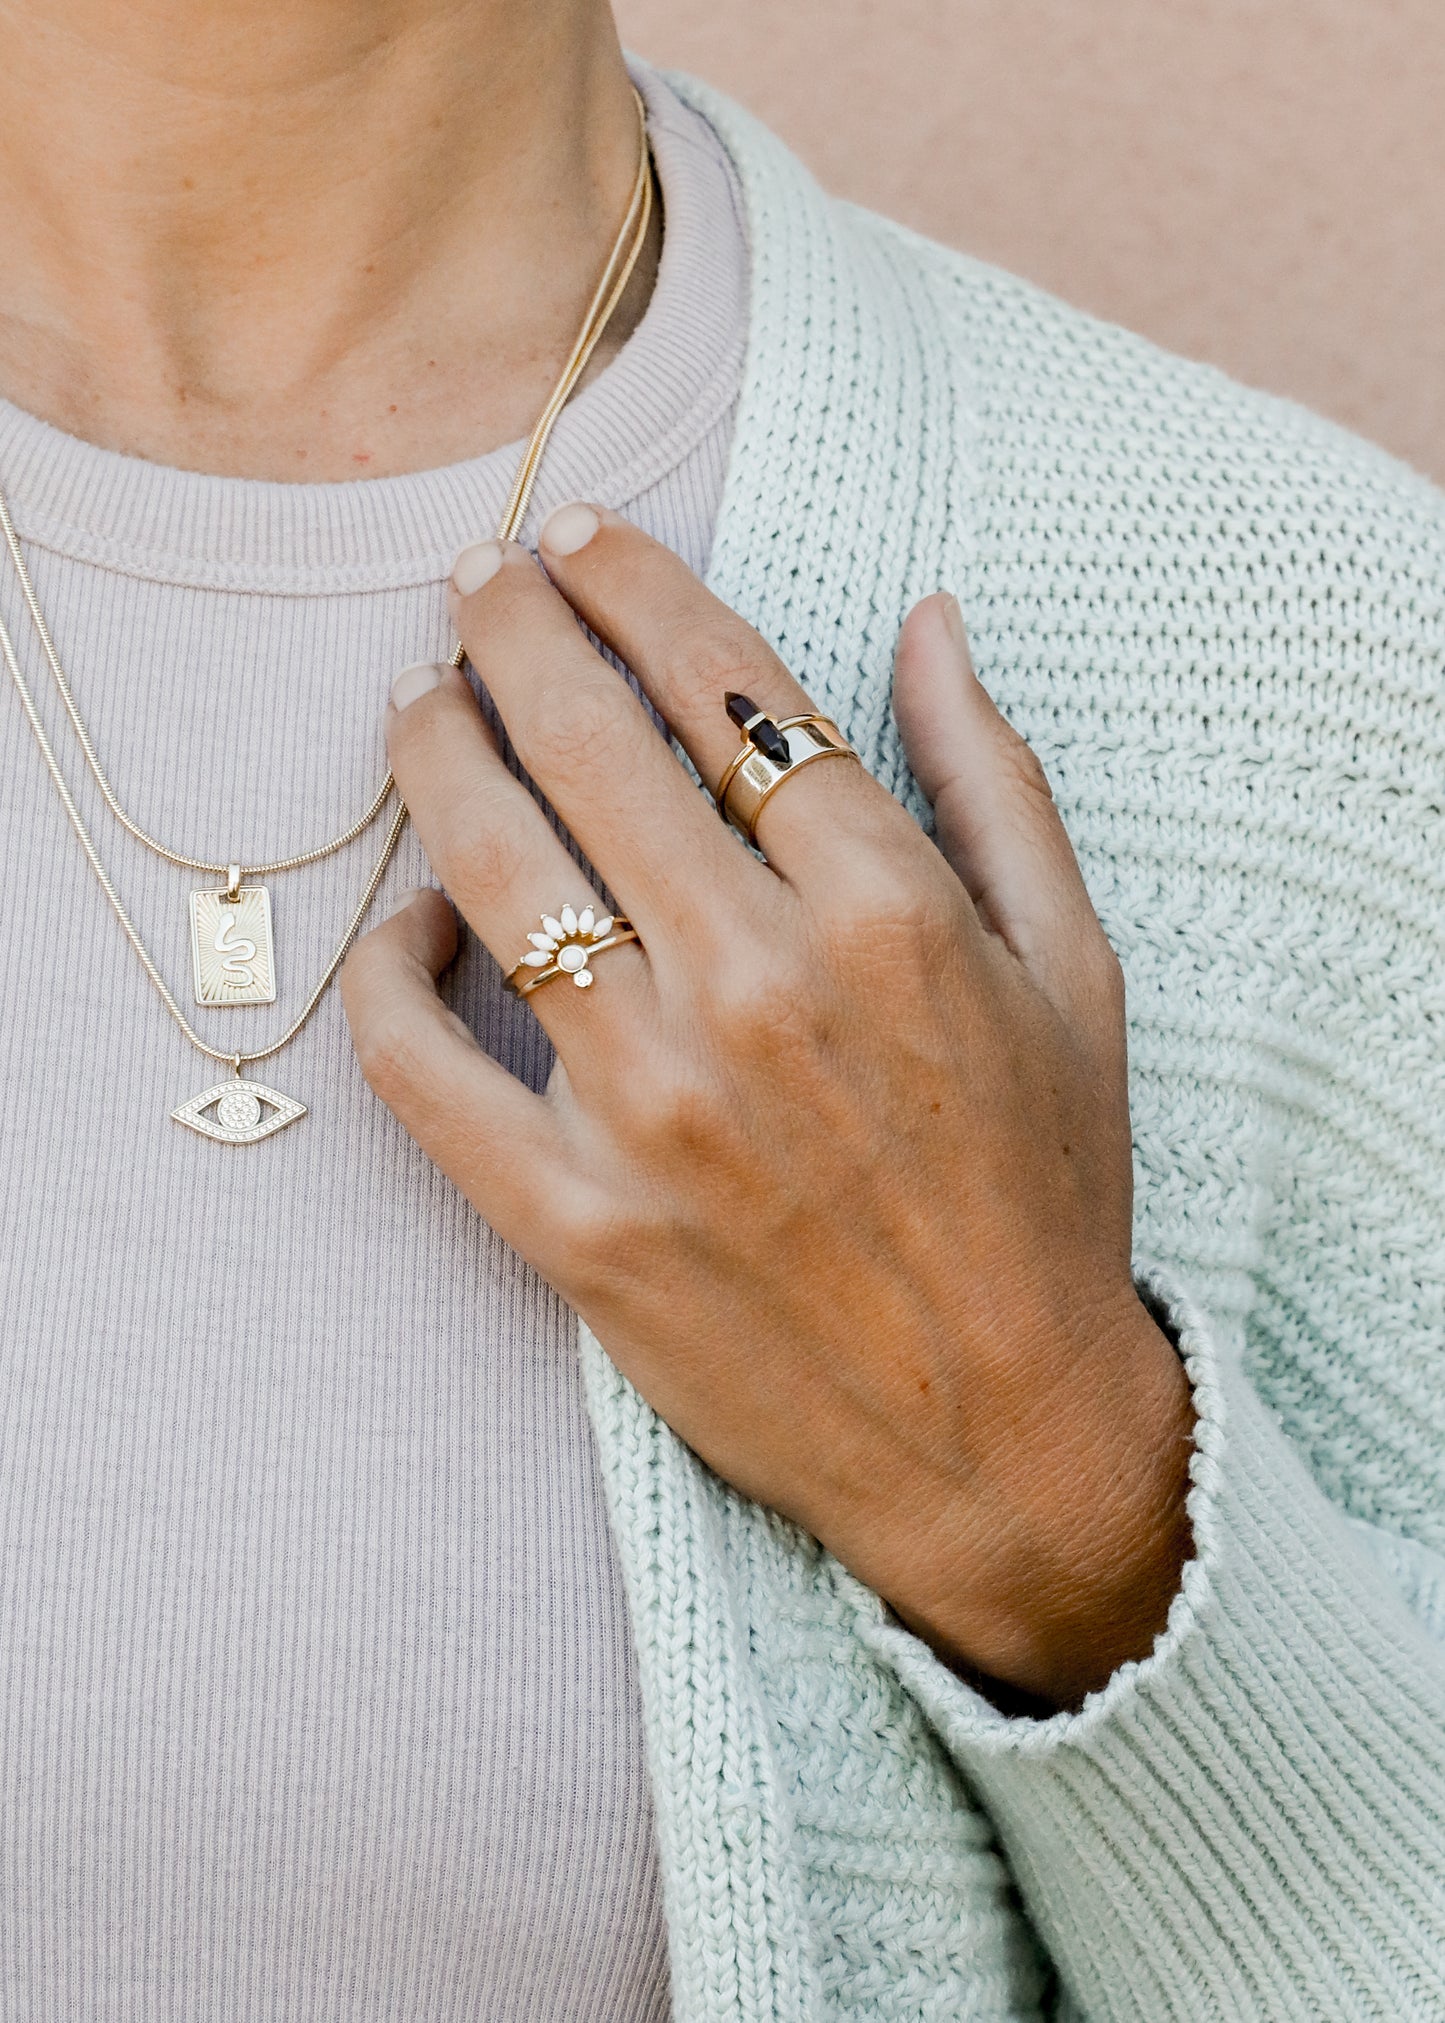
[[189, 884, 277, 1006]]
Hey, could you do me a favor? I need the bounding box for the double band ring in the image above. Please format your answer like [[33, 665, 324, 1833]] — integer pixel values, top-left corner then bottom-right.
[[715, 692, 860, 844], [504, 903, 639, 998]]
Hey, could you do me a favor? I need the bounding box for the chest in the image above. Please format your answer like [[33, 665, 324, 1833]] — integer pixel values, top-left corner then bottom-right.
[[0, 568, 672, 2020]]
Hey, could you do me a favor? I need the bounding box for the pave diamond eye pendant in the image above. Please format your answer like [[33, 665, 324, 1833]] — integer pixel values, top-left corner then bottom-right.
[[172, 1076, 309, 1145], [0, 87, 655, 1140]]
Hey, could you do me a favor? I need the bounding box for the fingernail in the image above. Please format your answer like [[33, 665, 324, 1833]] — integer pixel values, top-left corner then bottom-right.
[[451, 538, 505, 597], [940, 593, 966, 651], [390, 661, 447, 711], [539, 502, 601, 556], [389, 884, 439, 919]]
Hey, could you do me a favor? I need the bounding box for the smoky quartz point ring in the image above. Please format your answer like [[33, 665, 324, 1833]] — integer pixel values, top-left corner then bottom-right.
[[714, 692, 861, 846]]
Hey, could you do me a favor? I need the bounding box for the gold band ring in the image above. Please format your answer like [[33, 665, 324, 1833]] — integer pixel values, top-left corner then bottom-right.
[[503, 903, 639, 998], [714, 693, 861, 845]]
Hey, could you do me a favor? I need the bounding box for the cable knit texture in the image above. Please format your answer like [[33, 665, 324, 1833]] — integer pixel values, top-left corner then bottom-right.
[[573, 73, 1445, 2023]]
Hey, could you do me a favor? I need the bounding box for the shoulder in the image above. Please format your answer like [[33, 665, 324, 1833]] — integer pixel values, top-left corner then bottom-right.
[[685, 55, 1444, 742], [847, 206, 1445, 860], [679, 67, 1444, 868], [855, 202, 1445, 618]]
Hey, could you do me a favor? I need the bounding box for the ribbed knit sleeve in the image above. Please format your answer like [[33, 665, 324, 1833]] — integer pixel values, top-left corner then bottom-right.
[[853, 1269, 1445, 2022]]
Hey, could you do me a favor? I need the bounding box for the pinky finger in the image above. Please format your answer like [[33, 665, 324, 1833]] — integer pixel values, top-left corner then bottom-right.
[[341, 889, 572, 1254]]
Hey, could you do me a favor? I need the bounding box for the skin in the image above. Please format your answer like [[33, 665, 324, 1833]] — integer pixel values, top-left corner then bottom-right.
[[342, 514, 1195, 1711], [0, 0, 656, 476], [0, 0, 1193, 1711]]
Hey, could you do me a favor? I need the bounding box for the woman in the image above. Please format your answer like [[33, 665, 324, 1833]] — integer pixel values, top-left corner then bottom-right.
[[1, 0, 1441, 2016]]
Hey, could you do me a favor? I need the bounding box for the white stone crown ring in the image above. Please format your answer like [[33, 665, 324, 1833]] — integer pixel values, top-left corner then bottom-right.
[[502, 903, 640, 999]]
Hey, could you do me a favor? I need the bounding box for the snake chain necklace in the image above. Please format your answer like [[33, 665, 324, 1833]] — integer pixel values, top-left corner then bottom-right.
[[0, 90, 652, 1143]]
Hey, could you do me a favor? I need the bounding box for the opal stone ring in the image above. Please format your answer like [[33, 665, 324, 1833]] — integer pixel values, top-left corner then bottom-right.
[[503, 903, 640, 998]]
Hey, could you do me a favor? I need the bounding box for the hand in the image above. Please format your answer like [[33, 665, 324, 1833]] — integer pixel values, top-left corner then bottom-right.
[[340, 506, 1193, 1710]]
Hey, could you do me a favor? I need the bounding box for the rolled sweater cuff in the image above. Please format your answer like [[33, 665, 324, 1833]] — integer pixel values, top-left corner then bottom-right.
[[852, 1268, 1445, 2022]]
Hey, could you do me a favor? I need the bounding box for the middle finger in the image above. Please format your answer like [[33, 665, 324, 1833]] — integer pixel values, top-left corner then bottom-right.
[[535, 504, 921, 879], [445, 539, 775, 948]]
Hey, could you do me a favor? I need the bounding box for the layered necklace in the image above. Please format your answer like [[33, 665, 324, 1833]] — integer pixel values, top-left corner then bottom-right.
[[0, 91, 653, 1144]]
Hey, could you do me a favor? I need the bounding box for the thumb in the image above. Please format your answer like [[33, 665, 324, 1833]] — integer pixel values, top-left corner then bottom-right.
[[893, 592, 1106, 994]]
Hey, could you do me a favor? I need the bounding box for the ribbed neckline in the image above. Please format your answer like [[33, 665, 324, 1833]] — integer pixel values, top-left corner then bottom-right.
[[0, 62, 747, 595]]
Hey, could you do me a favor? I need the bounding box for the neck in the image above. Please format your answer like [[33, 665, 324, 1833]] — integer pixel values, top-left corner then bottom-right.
[[0, 0, 656, 479]]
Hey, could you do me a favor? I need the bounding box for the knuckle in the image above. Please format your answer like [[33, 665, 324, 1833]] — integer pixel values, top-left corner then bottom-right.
[[351, 1008, 428, 1106], [670, 614, 778, 713], [441, 782, 533, 906], [998, 724, 1056, 804], [623, 1058, 728, 1152], [814, 865, 966, 993], [702, 937, 779, 1018], [526, 677, 639, 783], [549, 1176, 618, 1255], [549, 1177, 652, 1289], [705, 944, 829, 1059], [831, 855, 959, 942]]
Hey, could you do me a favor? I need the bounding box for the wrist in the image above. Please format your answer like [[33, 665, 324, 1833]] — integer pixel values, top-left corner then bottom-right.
[[883, 1293, 1195, 1710]]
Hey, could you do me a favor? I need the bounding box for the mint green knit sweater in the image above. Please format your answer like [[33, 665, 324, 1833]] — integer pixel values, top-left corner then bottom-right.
[[576, 75, 1445, 2022]]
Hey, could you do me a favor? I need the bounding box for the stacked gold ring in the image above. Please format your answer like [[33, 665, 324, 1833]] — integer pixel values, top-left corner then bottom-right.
[[504, 903, 639, 998], [714, 693, 861, 845]]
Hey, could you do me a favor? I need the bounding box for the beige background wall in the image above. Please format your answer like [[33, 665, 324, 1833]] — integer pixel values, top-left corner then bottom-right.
[[616, 0, 1445, 485]]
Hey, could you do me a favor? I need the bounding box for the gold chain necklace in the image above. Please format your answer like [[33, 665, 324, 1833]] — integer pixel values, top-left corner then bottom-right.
[[0, 90, 653, 1143]]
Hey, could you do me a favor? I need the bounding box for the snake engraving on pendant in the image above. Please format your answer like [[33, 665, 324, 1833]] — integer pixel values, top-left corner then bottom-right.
[[213, 909, 258, 986], [188, 886, 277, 1006]]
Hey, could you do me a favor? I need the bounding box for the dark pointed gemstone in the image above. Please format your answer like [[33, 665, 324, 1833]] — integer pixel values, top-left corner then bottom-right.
[[749, 717, 792, 767], [725, 690, 792, 767]]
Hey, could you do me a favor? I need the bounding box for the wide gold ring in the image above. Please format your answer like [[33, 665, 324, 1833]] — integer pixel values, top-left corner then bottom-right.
[[714, 697, 861, 846], [503, 902, 639, 998]]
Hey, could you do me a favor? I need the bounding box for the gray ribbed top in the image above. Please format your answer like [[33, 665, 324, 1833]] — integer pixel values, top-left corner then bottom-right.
[[0, 66, 746, 2021]]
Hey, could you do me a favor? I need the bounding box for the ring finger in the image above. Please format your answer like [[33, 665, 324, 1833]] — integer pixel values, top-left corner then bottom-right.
[[386, 659, 653, 1049]]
